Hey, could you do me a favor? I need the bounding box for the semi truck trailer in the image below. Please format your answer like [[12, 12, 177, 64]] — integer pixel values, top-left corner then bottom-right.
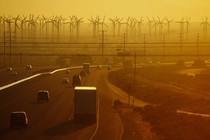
[[74, 86, 97, 123]]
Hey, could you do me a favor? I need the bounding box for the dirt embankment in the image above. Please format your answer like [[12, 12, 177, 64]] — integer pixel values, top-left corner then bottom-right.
[[109, 66, 210, 140], [108, 66, 210, 114]]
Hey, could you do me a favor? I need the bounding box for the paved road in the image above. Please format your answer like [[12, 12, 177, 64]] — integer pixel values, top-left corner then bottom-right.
[[0, 68, 124, 140]]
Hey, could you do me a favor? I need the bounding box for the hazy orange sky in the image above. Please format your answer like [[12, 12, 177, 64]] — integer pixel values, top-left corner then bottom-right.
[[1, 0, 209, 21]]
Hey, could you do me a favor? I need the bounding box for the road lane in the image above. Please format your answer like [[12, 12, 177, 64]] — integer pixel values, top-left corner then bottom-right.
[[0, 69, 81, 140], [0, 67, 130, 140]]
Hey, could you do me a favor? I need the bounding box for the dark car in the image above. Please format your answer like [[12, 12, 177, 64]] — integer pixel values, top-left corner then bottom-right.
[[10, 111, 28, 128], [80, 70, 87, 77], [97, 65, 102, 70], [37, 90, 50, 102], [61, 78, 69, 84], [72, 75, 81, 87], [26, 65, 32, 70], [65, 69, 71, 74]]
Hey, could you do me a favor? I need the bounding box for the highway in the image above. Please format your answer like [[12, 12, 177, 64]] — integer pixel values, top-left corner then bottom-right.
[[0, 67, 125, 140]]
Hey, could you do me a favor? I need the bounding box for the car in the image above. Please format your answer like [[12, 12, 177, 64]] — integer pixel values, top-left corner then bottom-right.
[[11, 71, 18, 76], [65, 69, 71, 74], [107, 65, 111, 70], [10, 111, 28, 128], [97, 65, 102, 70], [37, 90, 50, 102], [80, 70, 87, 77], [26, 65, 32, 70], [72, 75, 81, 87], [7, 67, 12, 71], [61, 78, 69, 84]]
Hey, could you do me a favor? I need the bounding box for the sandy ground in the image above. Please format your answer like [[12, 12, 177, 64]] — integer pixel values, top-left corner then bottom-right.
[[116, 104, 161, 140]]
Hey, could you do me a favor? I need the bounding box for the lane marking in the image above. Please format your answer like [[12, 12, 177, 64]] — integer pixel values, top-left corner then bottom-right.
[[89, 98, 100, 140], [0, 67, 80, 91]]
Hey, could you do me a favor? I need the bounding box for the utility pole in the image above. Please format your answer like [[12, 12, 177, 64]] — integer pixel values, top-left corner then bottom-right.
[[9, 25, 12, 66], [133, 52, 136, 104], [3, 23, 6, 67]]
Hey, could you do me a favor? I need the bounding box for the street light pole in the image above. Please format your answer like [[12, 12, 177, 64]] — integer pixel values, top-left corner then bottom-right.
[[133, 52, 136, 100]]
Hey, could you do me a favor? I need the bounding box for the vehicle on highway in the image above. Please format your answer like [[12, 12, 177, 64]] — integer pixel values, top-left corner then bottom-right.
[[7, 67, 12, 71], [61, 78, 69, 84], [26, 65, 32, 70], [10, 71, 18, 76], [37, 90, 50, 102], [65, 69, 71, 74], [80, 70, 87, 77], [83, 63, 90, 74], [10, 111, 28, 128], [97, 65, 102, 70], [72, 75, 81, 87], [107, 65, 111, 70], [74, 86, 97, 123]]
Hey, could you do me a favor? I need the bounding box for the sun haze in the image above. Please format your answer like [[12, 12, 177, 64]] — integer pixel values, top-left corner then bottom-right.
[[0, 0, 209, 21]]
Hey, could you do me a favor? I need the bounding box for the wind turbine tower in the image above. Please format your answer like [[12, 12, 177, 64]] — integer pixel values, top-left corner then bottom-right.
[[134, 17, 144, 37], [201, 17, 209, 40], [109, 17, 120, 37], [73, 15, 83, 39], [185, 17, 191, 39], [157, 17, 165, 36], [176, 17, 185, 34], [165, 17, 173, 35], [147, 17, 153, 35], [88, 16, 100, 38]]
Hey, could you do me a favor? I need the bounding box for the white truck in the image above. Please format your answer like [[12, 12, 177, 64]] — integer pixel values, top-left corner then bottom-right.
[[74, 86, 97, 123], [83, 63, 90, 74]]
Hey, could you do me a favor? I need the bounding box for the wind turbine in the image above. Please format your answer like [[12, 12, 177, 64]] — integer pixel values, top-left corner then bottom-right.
[[133, 17, 144, 37], [28, 14, 37, 39], [176, 17, 185, 33], [121, 17, 131, 35], [20, 15, 27, 40], [165, 17, 173, 35], [157, 17, 165, 36], [88, 16, 100, 37], [54, 16, 63, 40], [117, 17, 124, 37], [42, 15, 50, 38], [109, 17, 120, 37], [129, 17, 137, 38], [98, 16, 108, 31], [36, 15, 45, 38], [73, 15, 84, 39], [185, 17, 191, 39], [201, 17, 209, 39], [185, 17, 191, 33], [12, 15, 21, 41], [147, 17, 153, 35], [152, 17, 158, 40]]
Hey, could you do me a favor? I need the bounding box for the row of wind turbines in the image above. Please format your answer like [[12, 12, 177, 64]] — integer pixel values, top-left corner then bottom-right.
[[0, 15, 209, 42]]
